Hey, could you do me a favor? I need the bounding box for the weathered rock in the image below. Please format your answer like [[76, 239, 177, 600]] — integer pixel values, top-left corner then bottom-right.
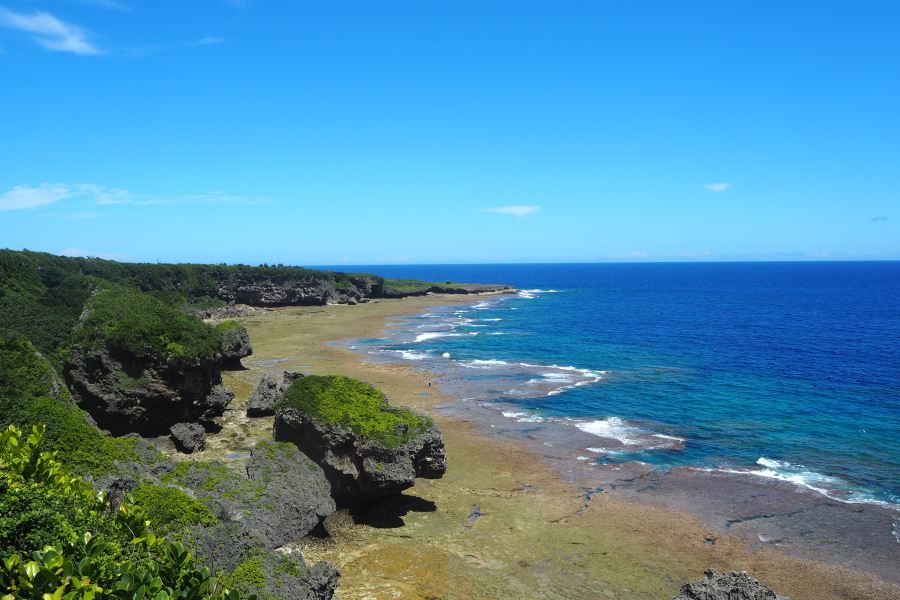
[[672, 570, 788, 600], [247, 374, 279, 417], [219, 324, 252, 367], [64, 345, 233, 436], [247, 372, 303, 418], [170, 422, 206, 453], [273, 408, 447, 503], [245, 441, 336, 546]]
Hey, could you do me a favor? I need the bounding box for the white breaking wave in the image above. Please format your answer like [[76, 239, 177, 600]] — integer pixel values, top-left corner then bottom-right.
[[699, 458, 899, 510], [576, 417, 644, 445], [393, 350, 429, 361], [414, 332, 464, 343]]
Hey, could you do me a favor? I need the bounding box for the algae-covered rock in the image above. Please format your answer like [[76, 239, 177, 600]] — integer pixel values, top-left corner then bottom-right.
[[246, 441, 335, 546], [672, 570, 788, 600], [273, 375, 446, 502]]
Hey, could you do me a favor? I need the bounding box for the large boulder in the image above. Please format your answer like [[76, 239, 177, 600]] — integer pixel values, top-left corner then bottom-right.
[[273, 375, 447, 503], [673, 570, 788, 600], [245, 441, 336, 544], [217, 322, 253, 368], [170, 422, 206, 453]]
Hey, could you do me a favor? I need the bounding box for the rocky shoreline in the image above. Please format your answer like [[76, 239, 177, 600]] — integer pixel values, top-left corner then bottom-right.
[[202, 296, 899, 600]]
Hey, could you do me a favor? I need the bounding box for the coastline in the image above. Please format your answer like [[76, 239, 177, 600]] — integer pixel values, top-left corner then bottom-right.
[[213, 295, 899, 600]]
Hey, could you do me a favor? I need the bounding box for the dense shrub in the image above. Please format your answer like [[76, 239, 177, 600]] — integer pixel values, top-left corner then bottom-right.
[[278, 375, 433, 448], [70, 287, 224, 362], [0, 424, 249, 599], [0, 330, 141, 476]]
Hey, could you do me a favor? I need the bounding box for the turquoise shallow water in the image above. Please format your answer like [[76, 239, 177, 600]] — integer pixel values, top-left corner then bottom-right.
[[327, 262, 900, 508]]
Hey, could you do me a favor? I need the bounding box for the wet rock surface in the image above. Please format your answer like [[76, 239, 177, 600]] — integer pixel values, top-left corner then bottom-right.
[[273, 407, 447, 503], [672, 569, 788, 599]]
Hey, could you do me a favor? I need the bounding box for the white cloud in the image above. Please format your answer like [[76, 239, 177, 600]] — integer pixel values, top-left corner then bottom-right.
[[196, 35, 223, 46], [0, 7, 100, 55], [481, 205, 541, 218], [0, 183, 74, 210], [0, 183, 267, 210], [59, 248, 128, 261], [702, 182, 730, 193]]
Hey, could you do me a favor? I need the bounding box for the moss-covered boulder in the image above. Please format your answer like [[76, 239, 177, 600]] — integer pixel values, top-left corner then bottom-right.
[[273, 375, 446, 502], [64, 287, 234, 435]]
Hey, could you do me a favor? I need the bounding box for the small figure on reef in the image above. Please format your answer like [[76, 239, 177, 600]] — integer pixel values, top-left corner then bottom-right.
[[428, 381, 431, 387]]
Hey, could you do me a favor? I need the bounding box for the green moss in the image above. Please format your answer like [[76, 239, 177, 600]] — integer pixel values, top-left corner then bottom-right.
[[221, 555, 267, 594], [70, 286, 223, 363], [278, 375, 433, 448], [163, 460, 264, 502], [130, 483, 218, 531], [115, 369, 148, 390]]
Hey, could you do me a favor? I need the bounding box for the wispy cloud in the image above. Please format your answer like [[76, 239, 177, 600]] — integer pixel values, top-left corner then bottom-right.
[[481, 205, 541, 218], [701, 182, 730, 193], [60, 248, 128, 261], [0, 183, 76, 211], [1, 183, 268, 211], [196, 35, 223, 46], [871, 215, 888, 222], [0, 6, 100, 55]]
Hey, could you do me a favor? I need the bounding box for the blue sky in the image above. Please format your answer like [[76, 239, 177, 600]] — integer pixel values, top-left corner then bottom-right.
[[0, 1, 897, 264]]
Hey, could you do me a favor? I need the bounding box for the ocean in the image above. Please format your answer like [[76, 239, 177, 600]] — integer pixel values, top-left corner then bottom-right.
[[327, 262, 900, 508]]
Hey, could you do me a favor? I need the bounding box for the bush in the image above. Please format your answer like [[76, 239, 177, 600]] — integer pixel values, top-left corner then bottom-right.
[[70, 286, 224, 363], [0, 330, 141, 476], [278, 375, 433, 448], [0, 424, 250, 599]]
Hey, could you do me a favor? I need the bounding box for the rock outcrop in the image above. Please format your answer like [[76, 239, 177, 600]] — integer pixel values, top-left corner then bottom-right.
[[274, 407, 447, 503], [215, 274, 381, 307], [247, 371, 303, 418], [245, 441, 336, 545], [672, 570, 788, 600], [65, 344, 233, 436], [169, 422, 206, 453], [218, 323, 252, 368]]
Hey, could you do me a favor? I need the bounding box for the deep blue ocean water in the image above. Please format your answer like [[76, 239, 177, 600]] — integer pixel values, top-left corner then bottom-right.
[[326, 262, 900, 507]]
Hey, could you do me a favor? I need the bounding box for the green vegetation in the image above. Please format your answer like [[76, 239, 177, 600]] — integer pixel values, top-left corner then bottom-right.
[[0, 424, 248, 599], [71, 286, 225, 362], [131, 483, 219, 532], [382, 278, 439, 293], [0, 330, 141, 476], [278, 375, 433, 448], [215, 320, 243, 333], [163, 461, 264, 504], [219, 550, 308, 600]]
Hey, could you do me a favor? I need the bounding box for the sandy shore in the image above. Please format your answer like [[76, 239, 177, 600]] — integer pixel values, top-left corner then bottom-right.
[[208, 296, 899, 600]]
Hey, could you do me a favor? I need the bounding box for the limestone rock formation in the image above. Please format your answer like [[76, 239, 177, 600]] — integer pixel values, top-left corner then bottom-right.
[[273, 406, 447, 503], [672, 570, 788, 600], [247, 371, 303, 418], [169, 422, 206, 453], [218, 323, 253, 368], [65, 344, 233, 436]]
